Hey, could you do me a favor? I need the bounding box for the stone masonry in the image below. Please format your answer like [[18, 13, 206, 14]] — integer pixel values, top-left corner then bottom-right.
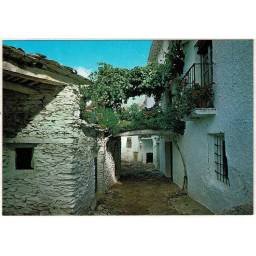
[[3, 83, 98, 215], [2, 46, 121, 215], [96, 136, 121, 193]]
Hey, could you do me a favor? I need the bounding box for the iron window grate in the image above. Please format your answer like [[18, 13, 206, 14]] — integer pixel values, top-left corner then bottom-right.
[[214, 134, 229, 185]]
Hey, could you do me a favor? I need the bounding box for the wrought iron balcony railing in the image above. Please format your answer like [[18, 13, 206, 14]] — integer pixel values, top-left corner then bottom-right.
[[180, 63, 214, 108]]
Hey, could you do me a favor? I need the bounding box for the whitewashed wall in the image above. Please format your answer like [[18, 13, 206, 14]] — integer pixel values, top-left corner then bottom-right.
[[171, 40, 253, 213], [121, 136, 141, 162], [140, 138, 153, 164]]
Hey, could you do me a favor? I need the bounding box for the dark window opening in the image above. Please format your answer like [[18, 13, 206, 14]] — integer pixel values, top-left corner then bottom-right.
[[199, 40, 213, 87], [15, 148, 34, 170], [214, 134, 229, 185], [146, 153, 153, 163], [126, 137, 132, 148], [94, 157, 97, 193]]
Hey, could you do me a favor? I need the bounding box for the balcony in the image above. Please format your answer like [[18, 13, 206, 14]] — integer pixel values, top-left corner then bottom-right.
[[180, 63, 216, 120]]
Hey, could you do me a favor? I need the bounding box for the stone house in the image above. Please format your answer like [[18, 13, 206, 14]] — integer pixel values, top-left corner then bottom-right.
[[148, 40, 253, 213], [2, 46, 120, 215]]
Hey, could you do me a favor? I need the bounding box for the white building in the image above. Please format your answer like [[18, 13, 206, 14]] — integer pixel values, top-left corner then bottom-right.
[[148, 40, 253, 213], [120, 95, 160, 168]]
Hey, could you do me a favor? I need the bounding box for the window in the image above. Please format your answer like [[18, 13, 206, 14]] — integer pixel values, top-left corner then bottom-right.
[[126, 137, 132, 148], [198, 40, 213, 87], [214, 134, 229, 185], [133, 152, 138, 161], [15, 148, 34, 170], [146, 153, 153, 163]]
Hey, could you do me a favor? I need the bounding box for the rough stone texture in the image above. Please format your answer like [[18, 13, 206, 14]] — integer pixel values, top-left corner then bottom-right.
[[3, 83, 81, 139], [96, 137, 120, 193], [2, 82, 98, 215], [108, 137, 121, 179], [71, 133, 97, 214], [2, 46, 121, 215], [171, 40, 253, 214]]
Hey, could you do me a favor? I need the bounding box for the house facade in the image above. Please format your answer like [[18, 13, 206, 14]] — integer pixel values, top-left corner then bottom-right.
[[120, 95, 160, 169], [149, 40, 253, 213], [121, 135, 160, 168], [2, 46, 120, 215]]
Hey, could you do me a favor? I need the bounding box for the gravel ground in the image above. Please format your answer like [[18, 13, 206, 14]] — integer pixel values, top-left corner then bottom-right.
[[88, 161, 213, 215]]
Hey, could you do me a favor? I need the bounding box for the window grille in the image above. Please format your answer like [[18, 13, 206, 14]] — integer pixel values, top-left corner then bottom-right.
[[214, 134, 229, 185]]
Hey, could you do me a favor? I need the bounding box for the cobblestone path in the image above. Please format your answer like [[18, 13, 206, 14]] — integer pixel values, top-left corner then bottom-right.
[[89, 161, 213, 215]]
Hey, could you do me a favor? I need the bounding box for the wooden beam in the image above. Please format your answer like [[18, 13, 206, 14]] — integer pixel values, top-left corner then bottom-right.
[[3, 137, 74, 144], [3, 80, 38, 95], [3, 63, 68, 86], [27, 80, 41, 86]]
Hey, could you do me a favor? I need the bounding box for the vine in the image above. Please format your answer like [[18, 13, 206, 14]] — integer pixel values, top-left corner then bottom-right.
[[80, 40, 186, 134]]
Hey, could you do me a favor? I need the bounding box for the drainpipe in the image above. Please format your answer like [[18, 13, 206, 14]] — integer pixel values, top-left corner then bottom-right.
[[173, 135, 188, 191]]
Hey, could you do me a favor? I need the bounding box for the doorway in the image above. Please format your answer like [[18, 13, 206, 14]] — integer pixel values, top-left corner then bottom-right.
[[94, 157, 97, 193], [146, 152, 153, 163], [165, 141, 173, 181]]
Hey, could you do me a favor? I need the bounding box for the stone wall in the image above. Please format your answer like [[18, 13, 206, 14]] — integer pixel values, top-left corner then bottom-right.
[[3, 142, 83, 215], [2, 82, 98, 215], [96, 136, 120, 193], [71, 132, 98, 214], [3, 83, 81, 139], [108, 137, 121, 179]]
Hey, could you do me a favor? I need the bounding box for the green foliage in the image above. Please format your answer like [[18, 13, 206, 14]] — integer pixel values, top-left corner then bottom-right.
[[154, 41, 185, 87], [80, 40, 187, 134], [84, 63, 167, 109], [173, 81, 214, 117], [82, 40, 185, 110], [87, 63, 130, 109], [84, 106, 120, 134], [118, 104, 185, 134], [127, 64, 166, 102]]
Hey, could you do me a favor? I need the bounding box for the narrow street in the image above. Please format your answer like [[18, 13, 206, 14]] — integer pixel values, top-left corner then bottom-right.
[[90, 161, 213, 215]]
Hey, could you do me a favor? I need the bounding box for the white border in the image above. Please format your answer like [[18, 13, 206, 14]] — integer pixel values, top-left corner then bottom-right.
[[0, 0, 255, 256]]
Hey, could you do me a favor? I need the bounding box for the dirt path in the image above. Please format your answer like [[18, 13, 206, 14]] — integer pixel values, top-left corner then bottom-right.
[[89, 161, 213, 215]]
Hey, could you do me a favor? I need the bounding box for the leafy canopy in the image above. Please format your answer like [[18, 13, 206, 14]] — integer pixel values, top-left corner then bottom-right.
[[80, 40, 188, 134]]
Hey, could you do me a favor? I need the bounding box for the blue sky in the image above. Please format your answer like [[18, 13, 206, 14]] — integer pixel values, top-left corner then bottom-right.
[[4, 40, 152, 77]]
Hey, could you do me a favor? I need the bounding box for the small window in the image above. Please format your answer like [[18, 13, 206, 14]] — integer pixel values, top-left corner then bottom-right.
[[126, 137, 132, 148], [214, 134, 229, 185], [15, 148, 34, 170], [146, 153, 153, 163]]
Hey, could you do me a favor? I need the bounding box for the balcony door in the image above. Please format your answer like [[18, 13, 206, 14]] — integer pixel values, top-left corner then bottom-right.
[[199, 41, 213, 87]]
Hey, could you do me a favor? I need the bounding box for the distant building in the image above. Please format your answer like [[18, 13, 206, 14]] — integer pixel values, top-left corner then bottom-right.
[[148, 40, 253, 213], [120, 95, 160, 169]]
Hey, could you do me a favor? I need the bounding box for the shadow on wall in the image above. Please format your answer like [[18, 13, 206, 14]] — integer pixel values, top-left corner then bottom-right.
[[3, 83, 65, 138]]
